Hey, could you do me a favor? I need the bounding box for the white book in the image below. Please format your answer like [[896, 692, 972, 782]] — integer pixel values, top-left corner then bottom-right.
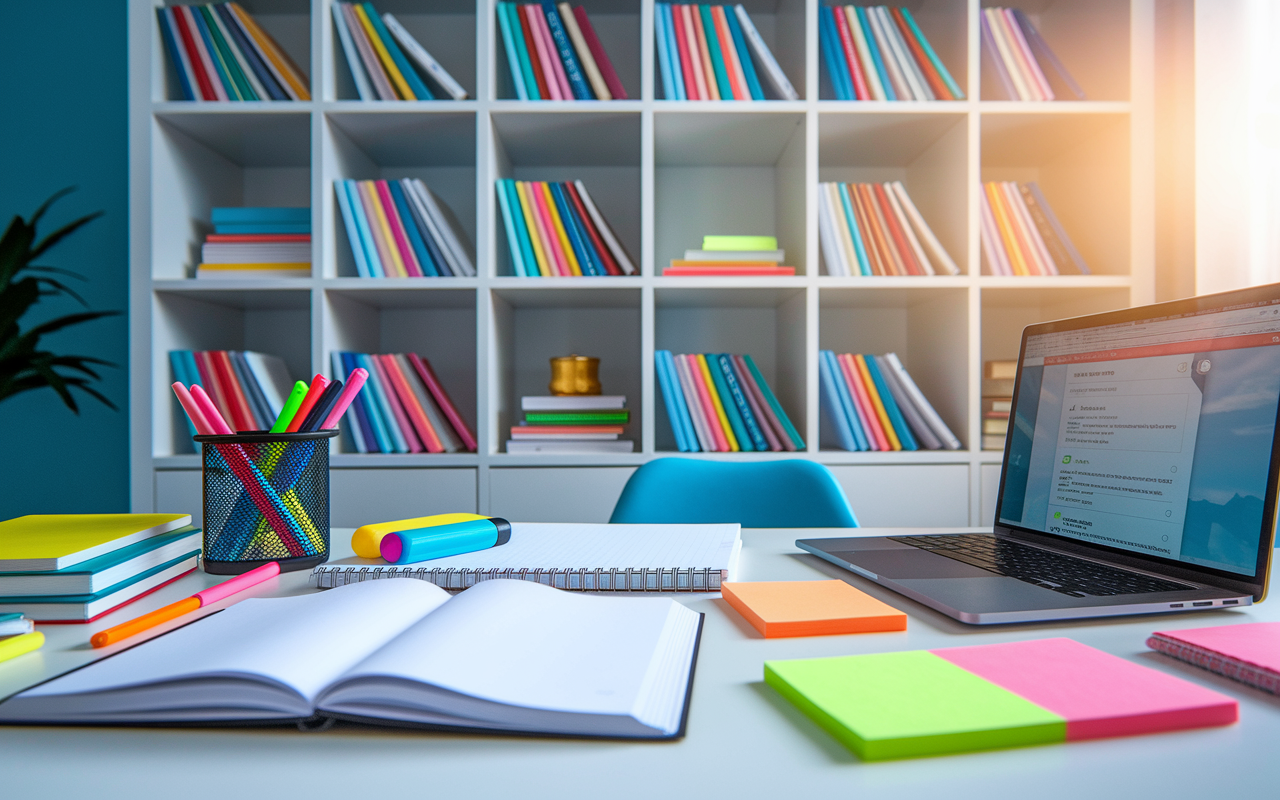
[[201, 244, 312, 263], [331, 1, 372, 100], [873, 355, 942, 450], [0, 578, 704, 738], [196, 267, 309, 280], [881, 182, 934, 275], [884, 353, 962, 450], [0, 555, 199, 622], [1002, 8, 1053, 100], [864, 8, 913, 100], [0, 616, 32, 637], [398, 179, 454, 276], [382, 12, 469, 100], [574, 181, 636, 274], [505, 440, 635, 454], [0, 529, 201, 597], [984, 8, 1034, 101], [522, 395, 626, 410], [874, 6, 933, 101], [734, 5, 798, 100], [827, 183, 860, 276], [845, 7, 885, 101], [409, 179, 476, 276], [891, 181, 960, 276], [682, 249, 784, 262], [243, 351, 295, 417], [817, 187, 847, 276]]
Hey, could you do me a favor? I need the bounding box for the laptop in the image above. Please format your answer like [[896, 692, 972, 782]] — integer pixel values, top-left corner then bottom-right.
[[800, 284, 1280, 623]]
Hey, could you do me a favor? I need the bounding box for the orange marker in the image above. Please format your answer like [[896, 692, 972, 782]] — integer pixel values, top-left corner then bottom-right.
[[285, 374, 330, 433]]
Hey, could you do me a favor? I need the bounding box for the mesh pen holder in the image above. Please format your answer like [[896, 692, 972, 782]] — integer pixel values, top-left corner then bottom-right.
[[195, 430, 337, 575]]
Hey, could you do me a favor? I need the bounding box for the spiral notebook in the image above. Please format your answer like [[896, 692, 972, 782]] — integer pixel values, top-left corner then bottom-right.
[[310, 522, 742, 592]]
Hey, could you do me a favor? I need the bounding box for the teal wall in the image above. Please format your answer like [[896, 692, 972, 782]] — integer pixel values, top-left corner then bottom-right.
[[0, 3, 129, 517]]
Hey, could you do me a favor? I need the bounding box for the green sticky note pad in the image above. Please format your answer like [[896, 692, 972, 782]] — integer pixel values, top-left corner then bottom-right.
[[764, 651, 1066, 760], [701, 235, 778, 251]]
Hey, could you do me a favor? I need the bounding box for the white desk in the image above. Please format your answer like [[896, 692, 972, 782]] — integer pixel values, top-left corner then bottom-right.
[[2, 528, 1279, 799]]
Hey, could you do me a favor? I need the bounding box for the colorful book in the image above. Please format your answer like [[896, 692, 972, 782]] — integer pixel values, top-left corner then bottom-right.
[[157, 4, 308, 102], [0, 554, 200, 623], [1148, 622, 1280, 696], [0, 515, 192, 573], [0, 528, 201, 597]]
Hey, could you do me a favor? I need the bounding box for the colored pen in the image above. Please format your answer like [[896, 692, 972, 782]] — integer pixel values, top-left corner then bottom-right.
[[286, 374, 331, 433], [172, 383, 213, 435], [0, 631, 44, 665], [321, 367, 370, 429], [270, 380, 310, 433], [298, 378, 344, 432], [91, 562, 281, 648]]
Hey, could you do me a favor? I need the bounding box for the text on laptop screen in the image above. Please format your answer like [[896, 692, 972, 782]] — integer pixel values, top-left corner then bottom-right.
[[998, 300, 1280, 576]]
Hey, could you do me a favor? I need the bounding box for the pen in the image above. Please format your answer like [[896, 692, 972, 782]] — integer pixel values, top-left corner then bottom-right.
[[270, 380, 310, 433], [298, 378, 344, 432], [91, 562, 281, 648], [321, 367, 370, 429], [285, 374, 331, 433]]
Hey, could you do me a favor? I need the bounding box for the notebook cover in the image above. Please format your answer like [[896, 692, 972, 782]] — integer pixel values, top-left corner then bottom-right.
[[0, 516, 192, 573], [1149, 623, 1280, 695]]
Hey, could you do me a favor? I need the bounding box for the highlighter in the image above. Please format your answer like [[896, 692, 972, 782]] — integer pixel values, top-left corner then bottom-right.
[[352, 512, 491, 558], [380, 518, 512, 565]]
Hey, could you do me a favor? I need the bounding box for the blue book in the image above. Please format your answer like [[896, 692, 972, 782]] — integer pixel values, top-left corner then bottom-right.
[[542, 3, 593, 100], [854, 7, 895, 101], [168, 350, 200, 442], [211, 207, 310, 224], [190, 6, 238, 99], [214, 4, 288, 100], [824, 350, 869, 450], [495, 180, 528, 276], [212, 223, 311, 235], [347, 353, 393, 453], [362, 3, 435, 99], [0, 529, 202, 597], [157, 9, 195, 101], [229, 351, 272, 429], [335, 181, 371, 278], [818, 351, 858, 451], [331, 352, 367, 453], [836, 183, 871, 276], [863, 356, 918, 450], [654, 4, 677, 100], [504, 180, 539, 276], [719, 355, 769, 451], [661, 4, 686, 100], [743, 354, 803, 448], [725, 2, 763, 100], [388, 181, 439, 277], [819, 6, 852, 101], [655, 351, 692, 452], [401, 185, 453, 276], [506, 3, 542, 100], [0, 553, 201, 621], [552, 183, 602, 275], [663, 350, 699, 451], [344, 181, 384, 277], [705, 354, 753, 451], [342, 353, 381, 452], [496, 3, 528, 100], [357, 353, 409, 453]]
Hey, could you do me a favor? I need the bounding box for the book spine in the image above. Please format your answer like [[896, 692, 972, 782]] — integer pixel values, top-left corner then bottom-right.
[[172, 7, 218, 100], [819, 350, 858, 451], [338, 3, 394, 100], [575, 180, 636, 274], [830, 5, 859, 102], [901, 7, 963, 98], [401, 180, 454, 276], [998, 181, 1050, 275], [384, 12, 467, 99], [543, 2, 593, 99], [1001, 8, 1052, 100], [698, 354, 742, 450], [539, 182, 580, 274], [819, 5, 851, 101], [887, 353, 960, 450], [520, 4, 555, 99], [369, 354, 423, 452], [506, 2, 542, 99], [709, 5, 746, 100], [1026, 182, 1090, 274], [576, 5, 627, 99], [357, 353, 410, 452], [832, 349, 871, 450], [497, 2, 530, 100], [655, 351, 694, 452], [854, 354, 901, 450], [386, 181, 432, 277], [343, 181, 384, 277], [514, 182, 552, 276], [654, 4, 678, 100], [354, 181, 399, 276], [863, 355, 918, 450], [874, 6, 931, 101], [724, 3, 763, 100], [743, 354, 803, 448], [978, 8, 1016, 100], [363, 4, 434, 99], [332, 2, 373, 100], [817, 186, 845, 276], [660, 3, 687, 100], [187, 7, 233, 100], [330, 352, 367, 453], [686, 354, 729, 450], [229, 2, 308, 99], [892, 181, 958, 275], [345, 353, 390, 452], [157, 9, 197, 101], [1003, 181, 1057, 275], [229, 351, 272, 429], [1013, 8, 1085, 100], [212, 350, 255, 431], [559, 2, 610, 100], [496, 180, 528, 276], [874, 355, 940, 450], [844, 6, 883, 101], [873, 183, 926, 275], [564, 182, 620, 275], [397, 354, 461, 452], [214, 4, 284, 100], [731, 354, 782, 450], [734, 4, 797, 99], [550, 183, 598, 275], [983, 182, 1024, 275], [408, 353, 478, 452], [674, 354, 715, 450], [380, 355, 443, 453], [396, 180, 442, 276], [362, 181, 408, 276], [673, 5, 702, 100], [342, 352, 380, 451], [197, 7, 248, 100], [838, 352, 885, 449], [837, 183, 872, 276], [664, 351, 701, 451], [889, 7, 947, 100], [854, 7, 895, 101], [532, 5, 573, 100], [719, 355, 768, 450], [312, 564, 728, 592], [983, 8, 1030, 101], [692, 5, 724, 100]]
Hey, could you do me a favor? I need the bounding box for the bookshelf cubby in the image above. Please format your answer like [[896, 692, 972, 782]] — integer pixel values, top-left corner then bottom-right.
[[131, 0, 1154, 528]]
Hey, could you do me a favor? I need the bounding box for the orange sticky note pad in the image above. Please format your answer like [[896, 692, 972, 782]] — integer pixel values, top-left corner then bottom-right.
[[721, 580, 907, 638]]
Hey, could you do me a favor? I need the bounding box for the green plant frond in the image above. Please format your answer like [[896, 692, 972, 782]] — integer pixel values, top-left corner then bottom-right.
[[27, 211, 103, 262], [0, 278, 40, 334], [24, 264, 87, 279], [0, 218, 36, 286], [24, 187, 76, 229], [29, 360, 78, 412], [32, 276, 89, 306], [20, 309, 119, 339]]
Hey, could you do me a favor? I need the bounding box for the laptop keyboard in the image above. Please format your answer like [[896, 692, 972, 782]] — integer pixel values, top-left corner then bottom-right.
[[887, 534, 1194, 598]]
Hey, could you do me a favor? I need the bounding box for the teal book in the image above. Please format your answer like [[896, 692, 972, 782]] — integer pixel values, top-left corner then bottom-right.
[[344, 181, 384, 277], [508, 3, 541, 100], [334, 181, 371, 278], [190, 6, 239, 99], [705, 354, 753, 451], [725, 4, 764, 100], [211, 207, 309, 224], [199, 6, 256, 100], [212, 223, 311, 235], [863, 356, 918, 450], [356, 353, 410, 453], [837, 183, 872, 276], [854, 7, 895, 101], [744, 354, 804, 448], [496, 2, 528, 99], [718, 355, 768, 450], [496, 180, 529, 276], [699, 5, 734, 100], [505, 181, 538, 275], [388, 181, 439, 276], [362, 3, 435, 99], [0, 552, 200, 622], [818, 350, 858, 451], [0, 528, 201, 597]]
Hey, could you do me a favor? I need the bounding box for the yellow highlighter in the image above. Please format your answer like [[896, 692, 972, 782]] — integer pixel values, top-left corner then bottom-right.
[[352, 513, 491, 559], [0, 631, 44, 665]]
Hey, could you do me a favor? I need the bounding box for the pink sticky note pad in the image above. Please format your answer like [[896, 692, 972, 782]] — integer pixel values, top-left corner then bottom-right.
[[932, 638, 1238, 740], [1153, 622, 1280, 673]]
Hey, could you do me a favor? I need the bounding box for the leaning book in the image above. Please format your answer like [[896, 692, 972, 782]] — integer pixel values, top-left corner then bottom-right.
[[0, 579, 703, 739]]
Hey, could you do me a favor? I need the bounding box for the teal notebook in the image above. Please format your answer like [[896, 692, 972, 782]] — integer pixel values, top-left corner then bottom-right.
[[0, 553, 201, 622], [0, 527, 201, 597]]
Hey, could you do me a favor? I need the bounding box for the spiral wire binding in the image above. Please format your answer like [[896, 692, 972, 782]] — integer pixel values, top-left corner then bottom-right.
[[310, 564, 726, 592]]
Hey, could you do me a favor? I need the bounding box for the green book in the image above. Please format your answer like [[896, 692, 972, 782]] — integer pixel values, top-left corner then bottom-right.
[[704, 354, 753, 451], [742, 355, 804, 448], [702, 235, 777, 251], [698, 5, 734, 101], [523, 411, 630, 425]]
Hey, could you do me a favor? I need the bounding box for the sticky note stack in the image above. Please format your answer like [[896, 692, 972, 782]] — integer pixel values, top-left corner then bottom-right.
[[665, 235, 795, 276], [721, 580, 906, 637], [765, 638, 1238, 761]]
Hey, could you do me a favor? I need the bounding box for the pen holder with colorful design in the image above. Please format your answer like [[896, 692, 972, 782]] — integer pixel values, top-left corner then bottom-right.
[[194, 430, 336, 575]]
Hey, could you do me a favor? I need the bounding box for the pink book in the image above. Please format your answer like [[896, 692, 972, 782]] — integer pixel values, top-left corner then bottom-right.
[[529, 182, 570, 275], [734, 354, 794, 451], [936, 638, 1238, 740], [531, 5, 573, 100], [408, 352, 478, 452], [573, 6, 627, 100], [679, 5, 709, 101], [523, 182, 565, 276], [374, 181, 424, 277], [732, 355, 783, 451], [673, 353, 713, 451], [839, 353, 889, 450], [355, 182, 400, 277], [523, 5, 564, 100], [367, 355, 423, 452], [379, 355, 443, 453], [1149, 622, 1280, 696], [685, 354, 730, 451]]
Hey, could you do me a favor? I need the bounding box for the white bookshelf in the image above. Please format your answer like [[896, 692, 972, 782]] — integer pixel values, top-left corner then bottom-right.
[[128, 0, 1155, 528]]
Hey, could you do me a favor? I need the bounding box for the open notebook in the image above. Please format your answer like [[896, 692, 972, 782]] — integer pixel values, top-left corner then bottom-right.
[[0, 579, 704, 738]]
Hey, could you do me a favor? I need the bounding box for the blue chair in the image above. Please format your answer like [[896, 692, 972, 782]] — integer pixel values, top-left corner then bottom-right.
[[609, 458, 859, 528]]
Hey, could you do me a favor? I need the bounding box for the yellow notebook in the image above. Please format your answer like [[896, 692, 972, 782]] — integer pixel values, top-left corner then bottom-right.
[[0, 514, 191, 573]]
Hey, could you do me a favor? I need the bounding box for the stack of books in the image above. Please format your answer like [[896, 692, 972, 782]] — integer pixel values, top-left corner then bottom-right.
[[666, 235, 793, 277], [819, 5, 963, 101], [819, 351, 960, 451], [497, 3, 627, 101], [333, 3, 467, 101], [335, 179, 476, 278], [496, 179, 636, 277], [197, 208, 310, 279], [982, 360, 1016, 450], [0, 515, 201, 623], [0, 613, 33, 637], [980, 7, 1085, 101], [157, 3, 309, 101], [169, 350, 295, 435], [655, 350, 803, 453], [508, 396, 633, 454], [980, 181, 1090, 276], [331, 352, 476, 454], [654, 4, 798, 101], [818, 182, 959, 276]]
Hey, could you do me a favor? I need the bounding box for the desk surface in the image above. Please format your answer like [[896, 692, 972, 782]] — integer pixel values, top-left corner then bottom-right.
[[2, 527, 1278, 799]]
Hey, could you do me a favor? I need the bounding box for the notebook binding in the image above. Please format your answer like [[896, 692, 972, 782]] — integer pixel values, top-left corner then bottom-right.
[[309, 565, 726, 592]]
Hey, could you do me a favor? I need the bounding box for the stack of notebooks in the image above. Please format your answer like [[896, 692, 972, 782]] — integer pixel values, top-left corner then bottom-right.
[[819, 5, 963, 101], [169, 350, 295, 435], [496, 179, 636, 277], [497, 3, 627, 101], [157, 3, 309, 101], [656, 350, 804, 453], [0, 613, 33, 637], [980, 181, 1090, 276], [654, 4, 798, 101], [197, 208, 310, 279], [666, 235, 793, 277], [982, 359, 1016, 450], [981, 7, 1085, 101], [509, 396, 633, 454], [818, 182, 959, 276], [331, 352, 476, 454], [333, 3, 467, 101], [819, 351, 961, 452], [0, 515, 200, 623], [335, 179, 476, 278]]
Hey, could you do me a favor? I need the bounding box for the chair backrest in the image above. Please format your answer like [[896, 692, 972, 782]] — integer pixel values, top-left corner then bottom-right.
[[609, 458, 859, 528]]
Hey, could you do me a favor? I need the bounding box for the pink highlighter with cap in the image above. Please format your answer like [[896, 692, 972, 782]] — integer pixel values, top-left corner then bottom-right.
[[380, 518, 512, 565]]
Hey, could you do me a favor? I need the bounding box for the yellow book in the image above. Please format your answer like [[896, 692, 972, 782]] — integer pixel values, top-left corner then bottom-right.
[[540, 183, 583, 276], [516, 182, 553, 277], [854, 355, 901, 450], [697, 354, 740, 451], [353, 4, 415, 100], [0, 514, 191, 572], [985, 182, 1029, 277], [361, 181, 408, 277], [229, 3, 311, 100]]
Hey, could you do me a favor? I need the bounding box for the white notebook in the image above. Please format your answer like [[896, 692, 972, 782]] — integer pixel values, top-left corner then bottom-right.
[[0, 579, 703, 738], [311, 523, 742, 592]]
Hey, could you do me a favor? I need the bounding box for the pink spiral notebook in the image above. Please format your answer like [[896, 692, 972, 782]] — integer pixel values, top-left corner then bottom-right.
[[1147, 622, 1280, 695]]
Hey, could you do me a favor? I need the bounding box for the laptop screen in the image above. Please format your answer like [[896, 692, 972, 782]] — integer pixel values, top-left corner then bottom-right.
[[997, 292, 1280, 578]]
